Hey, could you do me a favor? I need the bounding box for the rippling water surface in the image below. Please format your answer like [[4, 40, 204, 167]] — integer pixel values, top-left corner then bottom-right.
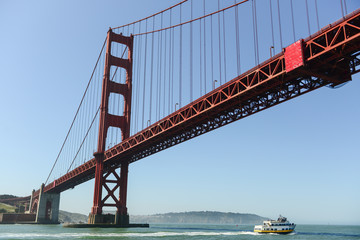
[[0, 224, 359, 240]]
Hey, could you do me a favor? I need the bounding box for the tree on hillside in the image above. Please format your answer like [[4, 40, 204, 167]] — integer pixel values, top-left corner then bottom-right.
[[0, 194, 18, 200]]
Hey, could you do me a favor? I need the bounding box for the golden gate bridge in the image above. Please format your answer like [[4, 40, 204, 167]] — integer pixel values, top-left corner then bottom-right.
[[1, 0, 359, 226]]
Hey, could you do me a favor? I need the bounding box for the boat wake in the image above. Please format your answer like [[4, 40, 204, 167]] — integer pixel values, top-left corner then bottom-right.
[[0, 231, 261, 239]]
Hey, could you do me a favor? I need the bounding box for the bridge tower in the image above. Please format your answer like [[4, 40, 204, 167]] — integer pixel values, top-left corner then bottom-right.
[[88, 29, 133, 225]]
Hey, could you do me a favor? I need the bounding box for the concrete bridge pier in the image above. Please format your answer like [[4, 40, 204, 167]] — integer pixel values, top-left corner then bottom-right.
[[35, 183, 60, 224]]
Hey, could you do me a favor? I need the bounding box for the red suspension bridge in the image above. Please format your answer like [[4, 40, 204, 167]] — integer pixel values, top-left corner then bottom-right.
[[2, 0, 359, 225]]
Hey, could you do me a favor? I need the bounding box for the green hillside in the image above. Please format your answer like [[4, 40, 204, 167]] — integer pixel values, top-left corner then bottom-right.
[[0, 203, 16, 213], [0, 194, 25, 213]]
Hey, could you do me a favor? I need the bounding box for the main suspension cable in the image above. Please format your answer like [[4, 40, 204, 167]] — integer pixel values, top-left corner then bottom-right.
[[112, 0, 188, 30], [134, 0, 249, 36]]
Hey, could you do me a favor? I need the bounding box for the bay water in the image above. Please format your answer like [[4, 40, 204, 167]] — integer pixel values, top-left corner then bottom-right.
[[0, 223, 359, 239]]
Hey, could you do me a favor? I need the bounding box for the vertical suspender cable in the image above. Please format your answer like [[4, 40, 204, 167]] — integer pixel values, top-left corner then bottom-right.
[[157, 14, 161, 119], [130, 33, 135, 135], [171, 10, 175, 111], [85, 77, 91, 161], [314, 0, 320, 31], [159, 13, 163, 119], [235, 0, 241, 75], [168, 9, 172, 115], [130, 24, 137, 136], [290, 0, 296, 42], [156, 23, 161, 121], [85, 85, 90, 162], [96, 52, 102, 141], [276, 0, 283, 49], [133, 26, 138, 133], [134, 34, 143, 132], [222, 2, 227, 80], [203, 0, 207, 93], [179, 4, 182, 107], [86, 73, 92, 153], [343, 0, 348, 14], [210, 9, 214, 90], [130, 23, 135, 136], [135, 22, 142, 133], [252, 0, 258, 65], [163, 13, 167, 117], [149, 18, 155, 124], [85, 90, 90, 159], [190, 0, 193, 102], [200, 9, 203, 95], [305, 0, 311, 35], [142, 19, 148, 129], [73, 104, 79, 167], [256, 0, 259, 64], [269, 0, 275, 53], [89, 61, 96, 157], [218, 0, 222, 85]]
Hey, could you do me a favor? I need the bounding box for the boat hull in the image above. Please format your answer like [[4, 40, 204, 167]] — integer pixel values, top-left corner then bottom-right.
[[254, 229, 294, 234]]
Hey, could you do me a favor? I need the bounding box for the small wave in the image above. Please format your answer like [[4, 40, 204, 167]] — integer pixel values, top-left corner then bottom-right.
[[298, 231, 360, 238], [0, 231, 261, 239]]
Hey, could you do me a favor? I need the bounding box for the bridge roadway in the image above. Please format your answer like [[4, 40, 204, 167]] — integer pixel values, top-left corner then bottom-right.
[[35, 9, 360, 198]]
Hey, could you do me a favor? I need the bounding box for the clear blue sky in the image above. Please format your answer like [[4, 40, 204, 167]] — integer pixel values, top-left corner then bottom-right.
[[0, 0, 359, 225]]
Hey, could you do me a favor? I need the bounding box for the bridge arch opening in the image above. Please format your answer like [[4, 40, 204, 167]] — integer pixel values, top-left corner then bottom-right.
[[31, 199, 38, 214]]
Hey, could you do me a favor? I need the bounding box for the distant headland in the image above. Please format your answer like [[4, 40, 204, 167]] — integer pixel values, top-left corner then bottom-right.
[[131, 211, 267, 225], [1, 195, 266, 224], [58, 210, 267, 225]]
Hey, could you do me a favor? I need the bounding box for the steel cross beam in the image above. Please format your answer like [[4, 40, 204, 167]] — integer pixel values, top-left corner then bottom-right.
[[39, 9, 360, 196]]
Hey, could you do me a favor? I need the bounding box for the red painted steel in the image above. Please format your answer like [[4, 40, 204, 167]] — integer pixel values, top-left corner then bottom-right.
[[38, 9, 360, 198], [285, 40, 305, 72], [91, 29, 133, 217]]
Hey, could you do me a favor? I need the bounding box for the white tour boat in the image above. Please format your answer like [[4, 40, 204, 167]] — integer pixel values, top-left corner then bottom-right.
[[254, 215, 296, 234]]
